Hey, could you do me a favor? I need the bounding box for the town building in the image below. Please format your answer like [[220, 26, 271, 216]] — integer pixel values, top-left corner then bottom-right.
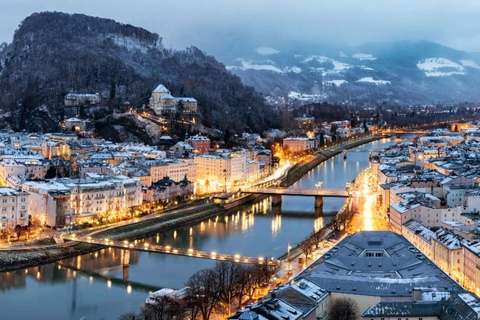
[[149, 84, 197, 116], [22, 175, 142, 227], [188, 134, 210, 154], [194, 150, 247, 193], [295, 231, 464, 316], [283, 137, 315, 153], [143, 176, 194, 204], [64, 93, 101, 106], [0, 187, 29, 231]]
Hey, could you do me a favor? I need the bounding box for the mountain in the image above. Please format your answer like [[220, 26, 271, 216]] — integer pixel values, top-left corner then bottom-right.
[[0, 12, 279, 135], [224, 41, 480, 105]]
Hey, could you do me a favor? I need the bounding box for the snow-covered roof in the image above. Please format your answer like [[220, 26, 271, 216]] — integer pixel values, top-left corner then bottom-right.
[[152, 84, 169, 93], [298, 231, 463, 299], [0, 187, 27, 196], [434, 230, 462, 250], [175, 97, 197, 102], [161, 94, 175, 100]]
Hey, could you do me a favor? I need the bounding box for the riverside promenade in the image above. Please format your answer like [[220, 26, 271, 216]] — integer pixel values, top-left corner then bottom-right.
[[0, 134, 386, 272]]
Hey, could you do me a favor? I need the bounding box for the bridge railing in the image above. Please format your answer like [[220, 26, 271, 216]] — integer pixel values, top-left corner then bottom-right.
[[242, 187, 348, 196]]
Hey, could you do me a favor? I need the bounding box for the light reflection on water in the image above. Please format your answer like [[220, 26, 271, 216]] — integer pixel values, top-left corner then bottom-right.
[[0, 136, 411, 320]]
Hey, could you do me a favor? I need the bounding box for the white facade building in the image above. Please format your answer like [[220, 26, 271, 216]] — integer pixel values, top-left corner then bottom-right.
[[283, 137, 315, 153], [194, 151, 247, 193], [0, 188, 29, 230], [22, 175, 142, 227]]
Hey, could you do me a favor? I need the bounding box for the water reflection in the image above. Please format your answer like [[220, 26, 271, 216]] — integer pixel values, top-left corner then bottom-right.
[[271, 214, 281, 237], [0, 136, 412, 320]]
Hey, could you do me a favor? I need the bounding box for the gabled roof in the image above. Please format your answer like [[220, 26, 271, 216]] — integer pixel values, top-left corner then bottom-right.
[[153, 84, 169, 93], [161, 94, 175, 100]]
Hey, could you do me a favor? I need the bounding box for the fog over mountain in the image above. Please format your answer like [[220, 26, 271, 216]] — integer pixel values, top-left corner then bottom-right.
[[2, 1, 480, 56], [224, 41, 480, 105], [1, 7, 480, 140]]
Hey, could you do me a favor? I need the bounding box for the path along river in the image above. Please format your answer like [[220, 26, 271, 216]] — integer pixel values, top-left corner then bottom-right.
[[0, 136, 412, 320]]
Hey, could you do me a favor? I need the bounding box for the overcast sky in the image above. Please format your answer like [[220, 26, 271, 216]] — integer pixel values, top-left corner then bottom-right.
[[2, 0, 480, 56]]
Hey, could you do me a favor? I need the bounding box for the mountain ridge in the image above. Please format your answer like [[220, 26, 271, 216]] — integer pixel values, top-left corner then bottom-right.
[[224, 40, 480, 105]]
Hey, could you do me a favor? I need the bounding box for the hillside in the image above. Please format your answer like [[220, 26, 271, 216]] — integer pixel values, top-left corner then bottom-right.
[[224, 41, 480, 105], [0, 12, 279, 135]]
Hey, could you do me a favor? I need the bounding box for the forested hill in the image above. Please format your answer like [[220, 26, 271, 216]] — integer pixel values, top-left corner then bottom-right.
[[0, 12, 278, 134]]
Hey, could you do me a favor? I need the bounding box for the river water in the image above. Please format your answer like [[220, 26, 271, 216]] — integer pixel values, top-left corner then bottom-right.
[[0, 136, 408, 320]]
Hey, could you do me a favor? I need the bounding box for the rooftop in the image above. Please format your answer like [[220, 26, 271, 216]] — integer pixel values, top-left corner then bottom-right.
[[297, 231, 464, 298]]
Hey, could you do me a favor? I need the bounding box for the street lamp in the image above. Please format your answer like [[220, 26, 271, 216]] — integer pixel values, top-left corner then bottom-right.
[[223, 169, 227, 194]]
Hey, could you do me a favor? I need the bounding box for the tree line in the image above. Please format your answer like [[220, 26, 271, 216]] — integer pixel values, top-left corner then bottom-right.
[[119, 260, 279, 320]]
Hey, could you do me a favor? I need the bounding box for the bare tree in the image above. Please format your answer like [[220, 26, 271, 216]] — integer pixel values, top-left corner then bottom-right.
[[326, 297, 359, 320], [185, 268, 221, 320], [141, 294, 186, 320], [310, 230, 323, 249], [214, 261, 243, 316], [300, 236, 316, 261], [251, 262, 280, 290]]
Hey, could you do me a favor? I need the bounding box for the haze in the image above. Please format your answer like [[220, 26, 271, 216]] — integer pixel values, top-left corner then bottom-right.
[[2, 0, 480, 58]]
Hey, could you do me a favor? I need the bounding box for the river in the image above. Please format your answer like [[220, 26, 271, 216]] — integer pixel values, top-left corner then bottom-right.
[[0, 136, 410, 320]]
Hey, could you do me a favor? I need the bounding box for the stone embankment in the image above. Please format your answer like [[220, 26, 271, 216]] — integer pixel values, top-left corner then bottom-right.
[[281, 135, 382, 187], [0, 135, 384, 272]]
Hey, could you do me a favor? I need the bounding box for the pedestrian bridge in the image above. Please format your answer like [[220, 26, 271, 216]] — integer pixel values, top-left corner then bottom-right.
[[63, 236, 278, 266]]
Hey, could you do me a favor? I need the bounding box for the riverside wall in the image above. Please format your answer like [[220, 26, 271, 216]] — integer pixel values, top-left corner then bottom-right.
[[0, 135, 384, 272]]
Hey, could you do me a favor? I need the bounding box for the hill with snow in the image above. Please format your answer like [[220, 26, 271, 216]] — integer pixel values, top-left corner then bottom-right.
[[0, 12, 278, 135], [224, 41, 480, 105]]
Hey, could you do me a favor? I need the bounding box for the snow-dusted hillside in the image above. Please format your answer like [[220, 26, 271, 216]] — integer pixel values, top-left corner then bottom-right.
[[417, 58, 466, 77], [225, 40, 480, 105]]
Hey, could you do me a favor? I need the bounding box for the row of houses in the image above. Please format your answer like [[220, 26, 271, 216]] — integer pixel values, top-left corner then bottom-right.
[[373, 127, 480, 298], [0, 128, 276, 228]]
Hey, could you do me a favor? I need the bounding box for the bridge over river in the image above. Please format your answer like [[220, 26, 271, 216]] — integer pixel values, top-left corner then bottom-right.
[[63, 236, 279, 266], [242, 187, 349, 208]]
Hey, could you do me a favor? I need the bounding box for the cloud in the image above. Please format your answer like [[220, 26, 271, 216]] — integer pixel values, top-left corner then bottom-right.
[[2, 0, 480, 55]]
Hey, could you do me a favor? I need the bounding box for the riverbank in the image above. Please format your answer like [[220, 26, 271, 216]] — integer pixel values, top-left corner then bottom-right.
[[0, 134, 385, 272], [280, 135, 383, 187], [0, 203, 226, 272]]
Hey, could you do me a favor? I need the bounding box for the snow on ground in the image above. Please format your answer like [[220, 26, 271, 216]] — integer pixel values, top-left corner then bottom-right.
[[301, 55, 374, 76], [353, 53, 376, 61], [288, 91, 326, 101], [285, 66, 302, 73], [227, 59, 283, 73], [255, 47, 280, 55], [339, 51, 347, 58], [109, 35, 160, 53], [417, 58, 466, 77], [323, 80, 348, 86], [356, 77, 391, 85], [460, 59, 480, 69]]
